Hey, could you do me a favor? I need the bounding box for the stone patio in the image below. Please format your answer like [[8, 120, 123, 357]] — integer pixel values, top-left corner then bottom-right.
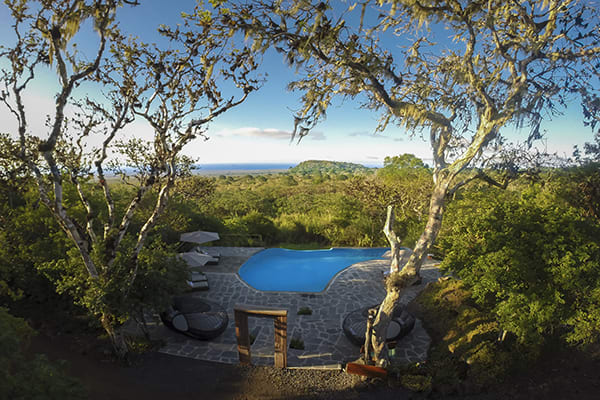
[[154, 246, 441, 368]]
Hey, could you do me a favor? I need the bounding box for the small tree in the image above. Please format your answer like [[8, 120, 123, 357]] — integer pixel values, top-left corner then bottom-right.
[[0, 0, 259, 357], [228, 0, 600, 363]]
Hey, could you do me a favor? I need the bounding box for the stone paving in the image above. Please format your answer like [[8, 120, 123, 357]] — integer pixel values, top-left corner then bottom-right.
[[155, 246, 441, 368]]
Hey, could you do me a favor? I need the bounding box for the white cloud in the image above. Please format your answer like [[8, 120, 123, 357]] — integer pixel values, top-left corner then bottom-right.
[[307, 131, 327, 141], [348, 131, 401, 141], [216, 127, 292, 140]]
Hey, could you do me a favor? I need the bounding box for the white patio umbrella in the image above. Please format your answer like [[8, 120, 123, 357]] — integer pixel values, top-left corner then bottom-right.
[[180, 230, 220, 244], [178, 252, 214, 267]]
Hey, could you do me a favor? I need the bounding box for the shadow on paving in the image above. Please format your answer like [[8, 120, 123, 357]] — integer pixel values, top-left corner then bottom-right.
[[29, 330, 414, 400]]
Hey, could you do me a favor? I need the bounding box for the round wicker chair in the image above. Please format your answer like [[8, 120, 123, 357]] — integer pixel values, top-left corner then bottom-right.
[[342, 304, 415, 346], [160, 296, 228, 340]]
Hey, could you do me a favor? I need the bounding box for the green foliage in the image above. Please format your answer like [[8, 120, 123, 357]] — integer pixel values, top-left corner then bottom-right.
[[146, 157, 432, 249], [128, 239, 189, 320], [549, 165, 600, 223], [38, 235, 188, 333], [379, 154, 428, 178], [224, 210, 279, 245], [1, 0, 261, 357], [405, 279, 527, 394], [289, 160, 371, 175], [297, 306, 312, 315], [0, 308, 85, 400], [0, 187, 71, 304], [439, 181, 600, 348], [290, 337, 305, 350], [345, 155, 432, 247], [399, 373, 432, 393], [277, 242, 324, 250]]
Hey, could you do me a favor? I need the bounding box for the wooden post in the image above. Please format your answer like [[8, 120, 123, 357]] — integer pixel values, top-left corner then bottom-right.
[[234, 309, 251, 365], [234, 305, 288, 368], [274, 315, 287, 368], [363, 308, 376, 364]]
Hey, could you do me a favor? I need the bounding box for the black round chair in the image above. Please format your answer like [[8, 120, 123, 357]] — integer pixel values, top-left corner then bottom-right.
[[342, 304, 415, 346], [160, 296, 228, 340]]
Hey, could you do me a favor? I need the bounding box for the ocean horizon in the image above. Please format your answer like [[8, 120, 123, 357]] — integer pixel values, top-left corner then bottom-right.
[[106, 161, 384, 177], [194, 162, 383, 171], [195, 163, 296, 171]]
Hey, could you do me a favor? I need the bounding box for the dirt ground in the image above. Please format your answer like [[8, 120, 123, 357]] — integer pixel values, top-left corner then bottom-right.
[[30, 328, 600, 400], [30, 331, 412, 400], [20, 297, 599, 400]]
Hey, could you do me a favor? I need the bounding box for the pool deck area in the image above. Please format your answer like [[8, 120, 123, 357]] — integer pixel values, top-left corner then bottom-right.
[[154, 246, 441, 368]]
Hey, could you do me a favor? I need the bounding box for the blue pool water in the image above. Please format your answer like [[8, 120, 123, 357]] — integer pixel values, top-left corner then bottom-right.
[[238, 247, 389, 292]]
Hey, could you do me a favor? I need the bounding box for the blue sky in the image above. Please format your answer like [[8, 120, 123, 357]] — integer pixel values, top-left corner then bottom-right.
[[0, 0, 594, 166]]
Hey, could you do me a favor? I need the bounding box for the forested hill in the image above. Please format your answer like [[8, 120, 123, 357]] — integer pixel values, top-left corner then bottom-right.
[[290, 160, 372, 174]]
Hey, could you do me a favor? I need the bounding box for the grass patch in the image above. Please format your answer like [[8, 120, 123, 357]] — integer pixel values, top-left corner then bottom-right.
[[290, 338, 305, 350], [125, 336, 165, 355], [297, 307, 312, 315], [400, 372, 432, 393]]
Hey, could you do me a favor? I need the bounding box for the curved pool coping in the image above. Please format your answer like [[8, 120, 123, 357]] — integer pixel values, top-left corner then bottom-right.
[[235, 246, 410, 294]]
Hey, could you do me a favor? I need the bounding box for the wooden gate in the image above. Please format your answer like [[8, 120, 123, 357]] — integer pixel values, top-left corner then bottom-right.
[[234, 304, 288, 368]]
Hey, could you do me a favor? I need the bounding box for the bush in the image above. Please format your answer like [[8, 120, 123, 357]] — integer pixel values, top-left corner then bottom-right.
[[0, 307, 85, 399], [297, 307, 312, 315], [438, 186, 600, 348], [407, 279, 527, 394], [290, 337, 305, 350]]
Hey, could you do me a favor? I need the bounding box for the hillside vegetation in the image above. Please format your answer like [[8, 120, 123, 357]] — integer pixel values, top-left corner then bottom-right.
[[289, 160, 373, 175], [1, 155, 599, 395]]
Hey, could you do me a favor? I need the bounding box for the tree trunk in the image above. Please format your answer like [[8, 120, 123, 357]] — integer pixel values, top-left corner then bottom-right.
[[402, 179, 450, 276], [369, 178, 451, 365], [369, 287, 401, 365], [383, 205, 402, 273], [101, 313, 129, 360]]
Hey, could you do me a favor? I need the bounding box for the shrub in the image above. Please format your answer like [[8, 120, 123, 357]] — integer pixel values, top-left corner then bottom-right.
[[290, 337, 304, 350], [438, 187, 600, 348], [0, 307, 86, 399], [407, 279, 528, 393], [297, 307, 312, 315]]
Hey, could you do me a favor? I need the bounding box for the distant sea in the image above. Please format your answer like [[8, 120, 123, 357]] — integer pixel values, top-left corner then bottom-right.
[[106, 162, 381, 177], [193, 162, 381, 175], [195, 163, 296, 171]]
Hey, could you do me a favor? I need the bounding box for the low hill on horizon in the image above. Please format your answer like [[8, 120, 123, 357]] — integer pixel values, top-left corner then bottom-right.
[[289, 160, 373, 174]]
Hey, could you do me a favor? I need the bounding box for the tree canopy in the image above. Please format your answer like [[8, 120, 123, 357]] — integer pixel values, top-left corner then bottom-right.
[[0, 0, 260, 357], [224, 0, 600, 363]]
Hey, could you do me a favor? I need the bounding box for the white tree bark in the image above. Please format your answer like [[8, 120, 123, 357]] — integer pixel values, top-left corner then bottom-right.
[[383, 205, 402, 274]]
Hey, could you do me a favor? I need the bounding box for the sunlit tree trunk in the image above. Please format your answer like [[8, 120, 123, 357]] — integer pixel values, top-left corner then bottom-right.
[[370, 177, 450, 364], [403, 178, 450, 276], [383, 205, 402, 273]]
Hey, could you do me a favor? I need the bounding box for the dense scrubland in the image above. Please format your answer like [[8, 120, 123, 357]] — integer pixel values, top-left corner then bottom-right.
[[3, 0, 600, 396], [2, 155, 599, 397]]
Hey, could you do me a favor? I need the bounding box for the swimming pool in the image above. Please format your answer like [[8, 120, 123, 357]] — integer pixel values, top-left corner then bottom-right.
[[238, 247, 389, 292]]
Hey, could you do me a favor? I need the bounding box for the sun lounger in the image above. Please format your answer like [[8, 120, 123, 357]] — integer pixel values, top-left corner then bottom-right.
[[186, 280, 209, 290], [187, 270, 209, 290], [193, 247, 220, 263]]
